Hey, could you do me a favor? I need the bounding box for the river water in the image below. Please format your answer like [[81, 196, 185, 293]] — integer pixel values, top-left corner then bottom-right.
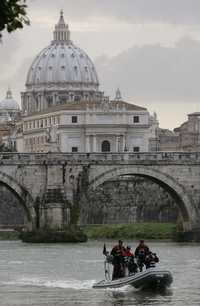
[[0, 240, 199, 306]]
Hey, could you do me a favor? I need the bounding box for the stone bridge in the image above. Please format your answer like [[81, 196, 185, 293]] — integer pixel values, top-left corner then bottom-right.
[[0, 152, 199, 234]]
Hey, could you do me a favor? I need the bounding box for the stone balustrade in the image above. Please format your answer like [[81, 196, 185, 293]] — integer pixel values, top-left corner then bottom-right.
[[0, 151, 199, 164]]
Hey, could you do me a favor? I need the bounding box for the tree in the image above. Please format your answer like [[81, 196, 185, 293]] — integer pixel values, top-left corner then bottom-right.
[[0, 0, 29, 39]]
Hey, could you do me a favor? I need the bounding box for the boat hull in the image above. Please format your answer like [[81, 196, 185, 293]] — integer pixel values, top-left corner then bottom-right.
[[93, 268, 173, 290]]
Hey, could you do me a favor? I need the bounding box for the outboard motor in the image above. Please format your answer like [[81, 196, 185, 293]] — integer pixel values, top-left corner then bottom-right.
[[136, 250, 146, 272], [145, 252, 159, 269], [126, 256, 138, 275]]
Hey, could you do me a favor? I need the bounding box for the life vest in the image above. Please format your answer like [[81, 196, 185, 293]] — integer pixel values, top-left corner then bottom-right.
[[111, 245, 126, 257], [124, 250, 133, 257]]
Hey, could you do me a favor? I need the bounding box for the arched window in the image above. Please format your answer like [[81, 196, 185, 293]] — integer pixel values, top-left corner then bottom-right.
[[101, 140, 111, 152]]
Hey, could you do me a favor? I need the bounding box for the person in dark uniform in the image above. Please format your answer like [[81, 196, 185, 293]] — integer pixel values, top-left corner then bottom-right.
[[134, 240, 149, 272], [110, 240, 126, 280]]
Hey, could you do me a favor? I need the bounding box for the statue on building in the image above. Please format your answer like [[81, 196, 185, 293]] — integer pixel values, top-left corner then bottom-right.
[[115, 88, 122, 101], [46, 125, 60, 152]]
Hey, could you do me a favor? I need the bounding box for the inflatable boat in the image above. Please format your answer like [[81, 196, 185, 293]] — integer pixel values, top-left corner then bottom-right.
[[93, 267, 173, 290]]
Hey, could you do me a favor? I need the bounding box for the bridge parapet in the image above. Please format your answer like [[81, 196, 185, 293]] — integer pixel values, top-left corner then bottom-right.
[[0, 152, 199, 165]]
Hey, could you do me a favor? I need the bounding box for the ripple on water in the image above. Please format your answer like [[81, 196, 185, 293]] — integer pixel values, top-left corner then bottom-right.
[[3, 277, 96, 290]]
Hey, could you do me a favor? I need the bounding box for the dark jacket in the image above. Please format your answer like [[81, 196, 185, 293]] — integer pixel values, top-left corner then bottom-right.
[[135, 244, 149, 258]]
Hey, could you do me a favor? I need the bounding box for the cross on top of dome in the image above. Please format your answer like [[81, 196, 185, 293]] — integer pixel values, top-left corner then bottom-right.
[[53, 10, 71, 43], [6, 87, 13, 99], [59, 10, 65, 25]]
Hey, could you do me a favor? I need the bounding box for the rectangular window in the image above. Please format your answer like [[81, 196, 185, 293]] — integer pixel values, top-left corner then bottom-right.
[[72, 146, 78, 152], [72, 116, 78, 123], [133, 146, 140, 152], [133, 116, 139, 123]]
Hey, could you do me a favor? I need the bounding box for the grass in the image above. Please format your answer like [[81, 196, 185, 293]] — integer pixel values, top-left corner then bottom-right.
[[0, 230, 20, 240], [83, 223, 177, 240]]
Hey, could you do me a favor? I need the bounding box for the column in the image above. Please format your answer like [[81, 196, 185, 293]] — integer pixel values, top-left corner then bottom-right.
[[116, 136, 119, 152], [86, 135, 90, 153], [93, 135, 97, 152], [53, 92, 56, 106], [41, 94, 44, 111], [122, 135, 126, 152]]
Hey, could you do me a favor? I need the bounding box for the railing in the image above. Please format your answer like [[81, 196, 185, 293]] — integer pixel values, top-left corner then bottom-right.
[[0, 152, 199, 163]]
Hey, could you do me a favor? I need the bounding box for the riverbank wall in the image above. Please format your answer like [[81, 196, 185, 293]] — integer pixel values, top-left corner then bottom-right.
[[80, 177, 178, 225]]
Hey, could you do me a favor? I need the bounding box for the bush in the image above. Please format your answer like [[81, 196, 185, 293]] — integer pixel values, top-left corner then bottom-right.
[[20, 227, 88, 243], [0, 230, 19, 240], [83, 223, 176, 240]]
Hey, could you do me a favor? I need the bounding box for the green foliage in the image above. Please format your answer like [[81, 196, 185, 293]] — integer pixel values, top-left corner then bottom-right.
[[0, 230, 19, 240], [0, 0, 29, 38], [84, 223, 177, 240], [20, 227, 88, 243]]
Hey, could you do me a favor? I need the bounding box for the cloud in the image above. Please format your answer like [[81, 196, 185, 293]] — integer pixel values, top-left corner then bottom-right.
[[0, 56, 32, 106], [0, 32, 20, 78], [28, 0, 200, 25], [95, 36, 200, 101]]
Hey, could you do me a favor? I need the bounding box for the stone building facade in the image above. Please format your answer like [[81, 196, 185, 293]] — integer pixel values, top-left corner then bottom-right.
[[0, 89, 20, 150], [158, 112, 200, 151]]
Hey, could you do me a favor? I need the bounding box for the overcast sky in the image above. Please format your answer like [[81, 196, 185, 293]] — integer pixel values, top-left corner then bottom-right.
[[1, 0, 200, 129]]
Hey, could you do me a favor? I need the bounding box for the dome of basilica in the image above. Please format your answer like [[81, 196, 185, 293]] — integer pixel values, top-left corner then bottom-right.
[[0, 89, 19, 110], [26, 11, 99, 92]]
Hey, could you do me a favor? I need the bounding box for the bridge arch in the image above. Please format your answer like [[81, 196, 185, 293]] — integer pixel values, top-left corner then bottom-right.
[[88, 166, 196, 231], [0, 171, 36, 229]]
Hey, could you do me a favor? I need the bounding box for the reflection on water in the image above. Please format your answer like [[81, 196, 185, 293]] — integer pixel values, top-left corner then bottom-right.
[[0, 240, 199, 305]]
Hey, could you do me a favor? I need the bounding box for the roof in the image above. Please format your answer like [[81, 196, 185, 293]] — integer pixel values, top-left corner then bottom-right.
[[23, 100, 147, 119], [110, 100, 147, 111], [188, 112, 200, 117]]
